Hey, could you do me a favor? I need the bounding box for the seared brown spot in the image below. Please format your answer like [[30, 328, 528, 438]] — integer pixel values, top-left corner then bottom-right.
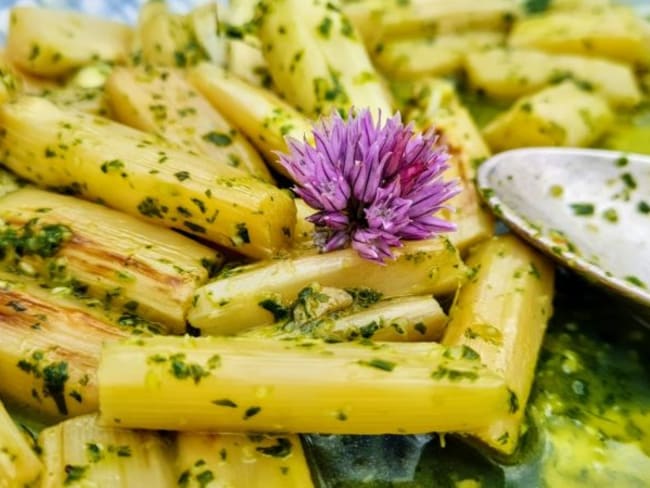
[[2, 213, 194, 289]]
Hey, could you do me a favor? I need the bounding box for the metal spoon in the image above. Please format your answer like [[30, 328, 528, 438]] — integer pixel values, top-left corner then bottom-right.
[[477, 147, 650, 308]]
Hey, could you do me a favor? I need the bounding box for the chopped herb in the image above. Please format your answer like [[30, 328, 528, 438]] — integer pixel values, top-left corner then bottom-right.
[[625, 276, 646, 289], [621, 172, 637, 190], [497, 432, 510, 445], [258, 299, 289, 321], [191, 198, 206, 213], [174, 171, 190, 181], [431, 366, 479, 382], [100, 159, 125, 173], [638, 201, 650, 214], [28, 44, 40, 61], [340, 17, 355, 38], [174, 51, 187, 67], [212, 398, 237, 408], [184, 221, 206, 234], [570, 203, 595, 216], [256, 437, 292, 458], [520, 102, 533, 112], [227, 154, 241, 167], [69, 390, 82, 403], [358, 321, 380, 338], [177, 470, 190, 487], [508, 389, 520, 413], [86, 443, 102, 463], [207, 354, 221, 369], [243, 406, 261, 419], [524, 0, 551, 14], [200, 257, 221, 278], [443, 345, 480, 361], [64, 464, 87, 485], [177, 206, 192, 217], [602, 208, 619, 223], [460, 346, 480, 360], [235, 222, 250, 244], [615, 156, 629, 167], [358, 358, 396, 372], [169, 353, 209, 384], [137, 197, 167, 219], [413, 322, 427, 335], [345, 288, 383, 308], [549, 185, 564, 198], [196, 470, 214, 487], [527, 262, 541, 279], [202, 131, 232, 146], [115, 445, 132, 457], [318, 17, 333, 37], [43, 361, 69, 415]]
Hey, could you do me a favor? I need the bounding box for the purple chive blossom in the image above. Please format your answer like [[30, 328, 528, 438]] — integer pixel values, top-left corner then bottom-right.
[[278, 109, 459, 263]]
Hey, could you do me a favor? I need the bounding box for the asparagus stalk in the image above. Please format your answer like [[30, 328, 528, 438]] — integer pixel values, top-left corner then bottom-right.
[[373, 31, 505, 80], [344, 0, 521, 43], [442, 235, 555, 455], [405, 79, 494, 252], [440, 156, 494, 254], [39, 414, 176, 488], [406, 77, 492, 178], [0, 58, 22, 105], [6, 7, 132, 77], [249, 294, 448, 342], [226, 40, 272, 88], [188, 237, 466, 335], [257, 0, 393, 117], [482, 81, 614, 151], [105, 65, 272, 182], [42, 85, 112, 117], [176, 433, 314, 487], [464, 48, 642, 107], [0, 96, 296, 259], [135, 2, 207, 68], [0, 273, 131, 420], [0, 187, 220, 333], [98, 335, 509, 434], [188, 63, 312, 177], [0, 399, 42, 487], [187, 2, 227, 66], [509, 6, 650, 68]]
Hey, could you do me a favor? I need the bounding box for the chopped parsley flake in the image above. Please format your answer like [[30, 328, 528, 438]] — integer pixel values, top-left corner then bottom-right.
[[243, 406, 261, 420], [212, 398, 237, 408], [624, 276, 646, 289], [615, 156, 629, 167], [258, 299, 289, 321], [602, 208, 619, 223], [235, 222, 250, 244], [255, 437, 293, 458], [202, 131, 232, 146], [64, 464, 88, 485], [621, 173, 637, 190], [524, 0, 551, 14], [100, 159, 125, 173], [570, 203, 595, 216], [358, 358, 396, 372]]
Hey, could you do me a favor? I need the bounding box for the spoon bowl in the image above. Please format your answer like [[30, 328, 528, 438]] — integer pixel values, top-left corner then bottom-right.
[[477, 147, 650, 308]]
